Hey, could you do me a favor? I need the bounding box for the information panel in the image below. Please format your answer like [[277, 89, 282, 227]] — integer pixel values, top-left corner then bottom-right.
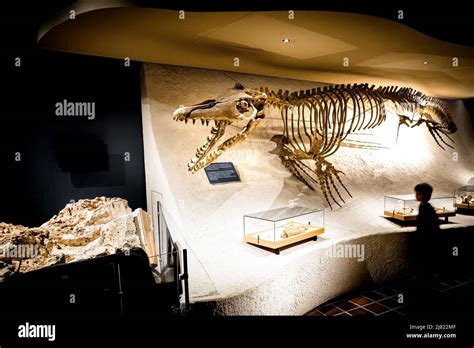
[[204, 162, 241, 184]]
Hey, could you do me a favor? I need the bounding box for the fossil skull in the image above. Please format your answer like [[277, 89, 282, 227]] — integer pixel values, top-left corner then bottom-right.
[[173, 83, 267, 173]]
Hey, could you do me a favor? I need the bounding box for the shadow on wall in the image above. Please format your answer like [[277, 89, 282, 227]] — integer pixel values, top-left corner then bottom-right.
[[54, 133, 126, 187]]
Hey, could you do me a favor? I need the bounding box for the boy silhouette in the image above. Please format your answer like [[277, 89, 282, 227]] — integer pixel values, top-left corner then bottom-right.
[[411, 183, 441, 290]]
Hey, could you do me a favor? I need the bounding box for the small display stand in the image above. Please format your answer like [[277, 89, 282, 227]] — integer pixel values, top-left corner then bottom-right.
[[454, 185, 474, 210], [244, 206, 324, 254], [383, 194, 456, 222]]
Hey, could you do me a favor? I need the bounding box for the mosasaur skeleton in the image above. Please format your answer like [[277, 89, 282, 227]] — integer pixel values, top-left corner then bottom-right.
[[173, 83, 457, 209]]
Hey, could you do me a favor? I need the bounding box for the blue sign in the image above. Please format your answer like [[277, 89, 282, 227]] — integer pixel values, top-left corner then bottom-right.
[[204, 162, 241, 184]]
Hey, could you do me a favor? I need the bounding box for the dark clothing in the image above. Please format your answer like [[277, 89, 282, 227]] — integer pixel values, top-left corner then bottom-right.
[[416, 202, 440, 244], [410, 202, 440, 283]]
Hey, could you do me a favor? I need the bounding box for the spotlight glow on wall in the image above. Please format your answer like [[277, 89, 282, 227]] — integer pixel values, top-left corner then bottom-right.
[[369, 110, 432, 166]]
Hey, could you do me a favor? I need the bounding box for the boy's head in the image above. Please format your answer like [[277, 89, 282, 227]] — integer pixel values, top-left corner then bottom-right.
[[414, 183, 433, 202]]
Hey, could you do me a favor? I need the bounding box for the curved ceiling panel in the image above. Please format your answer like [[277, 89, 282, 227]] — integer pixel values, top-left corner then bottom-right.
[[38, 1, 474, 99]]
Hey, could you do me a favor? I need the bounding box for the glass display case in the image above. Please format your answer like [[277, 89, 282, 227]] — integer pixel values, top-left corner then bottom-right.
[[243, 206, 324, 254], [383, 194, 456, 221], [454, 185, 474, 209]]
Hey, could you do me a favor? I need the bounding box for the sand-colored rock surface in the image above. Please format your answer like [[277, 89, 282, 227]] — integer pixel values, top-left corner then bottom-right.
[[0, 197, 145, 281]]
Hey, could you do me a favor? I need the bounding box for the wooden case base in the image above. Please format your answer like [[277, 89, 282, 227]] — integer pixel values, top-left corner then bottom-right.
[[383, 210, 456, 221], [244, 227, 324, 254], [454, 203, 474, 210]]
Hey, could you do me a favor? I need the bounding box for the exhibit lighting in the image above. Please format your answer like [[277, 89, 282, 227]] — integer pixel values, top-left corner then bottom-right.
[[370, 110, 431, 165]]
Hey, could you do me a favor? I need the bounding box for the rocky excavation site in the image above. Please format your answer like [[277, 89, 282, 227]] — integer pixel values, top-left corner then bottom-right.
[[0, 197, 151, 281]]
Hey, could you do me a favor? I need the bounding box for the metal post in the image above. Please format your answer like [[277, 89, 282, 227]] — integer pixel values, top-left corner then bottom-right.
[[117, 263, 124, 317], [173, 250, 179, 306], [181, 249, 190, 310]]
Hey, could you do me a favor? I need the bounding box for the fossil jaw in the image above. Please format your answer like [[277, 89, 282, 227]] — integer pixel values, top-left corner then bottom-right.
[[174, 113, 263, 173], [184, 119, 228, 173], [173, 83, 267, 173]]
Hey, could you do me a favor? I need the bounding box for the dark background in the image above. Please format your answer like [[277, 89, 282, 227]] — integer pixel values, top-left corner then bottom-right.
[[1, 1, 147, 225], [0, 1, 473, 227], [1, 52, 146, 226]]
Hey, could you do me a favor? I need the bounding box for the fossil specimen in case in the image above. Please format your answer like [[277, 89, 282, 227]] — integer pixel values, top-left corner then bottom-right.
[[280, 221, 312, 238], [454, 186, 474, 209], [383, 194, 456, 221], [174, 83, 457, 209], [460, 195, 474, 204], [395, 207, 415, 215], [243, 206, 324, 253]]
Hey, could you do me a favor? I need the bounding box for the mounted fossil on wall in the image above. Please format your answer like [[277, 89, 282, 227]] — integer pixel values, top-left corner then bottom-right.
[[173, 82, 457, 209]]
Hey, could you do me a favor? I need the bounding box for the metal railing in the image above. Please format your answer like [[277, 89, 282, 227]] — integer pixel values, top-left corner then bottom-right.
[[150, 195, 190, 312]]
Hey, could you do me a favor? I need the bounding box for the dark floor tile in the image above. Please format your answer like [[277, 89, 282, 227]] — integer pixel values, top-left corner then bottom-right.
[[335, 312, 351, 317], [348, 307, 374, 316], [328, 298, 348, 307], [306, 309, 325, 316], [325, 307, 343, 316], [379, 309, 404, 318], [456, 282, 474, 289], [349, 295, 372, 306], [431, 282, 451, 291], [390, 287, 407, 294], [317, 303, 337, 314], [446, 285, 474, 300], [452, 275, 473, 283], [379, 297, 403, 309], [389, 292, 406, 302], [393, 294, 407, 305], [364, 291, 386, 301], [440, 279, 462, 287], [306, 274, 474, 318], [395, 305, 408, 314], [465, 280, 474, 288], [387, 279, 411, 291], [384, 284, 407, 293], [364, 302, 390, 315], [375, 287, 398, 297], [336, 300, 359, 311]]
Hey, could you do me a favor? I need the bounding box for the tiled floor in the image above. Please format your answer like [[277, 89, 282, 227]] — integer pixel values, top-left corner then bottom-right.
[[306, 274, 474, 317]]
